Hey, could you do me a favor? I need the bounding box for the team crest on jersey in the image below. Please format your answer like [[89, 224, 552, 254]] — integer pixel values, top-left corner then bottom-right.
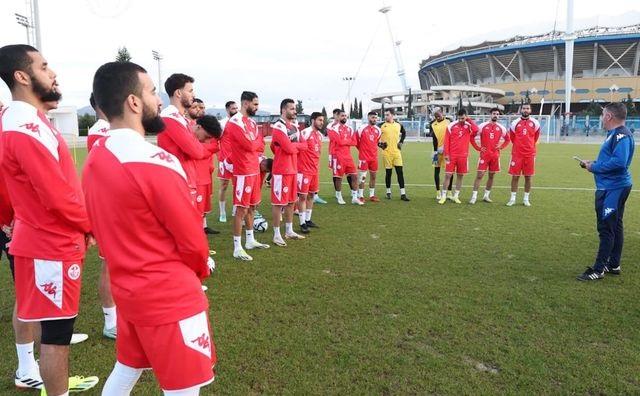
[[304, 178, 309, 184], [245, 186, 252, 193], [511, 161, 516, 166], [480, 159, 485, 164], [67, 264, 81, 280], [283, 186, 289, 193], [196, 195, 203, 203], [528, 122, 533, 127], [495, 126, 500, 131]]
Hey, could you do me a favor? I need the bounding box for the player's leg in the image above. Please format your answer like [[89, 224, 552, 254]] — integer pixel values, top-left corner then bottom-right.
[[484, 172, 496, 202], [470, 170, 485, 204], [284, 201, 304, 239], [507, 176, 519, 206], [607, 187, 631, 273], [453, 173, 464, 204], [369, 170, 378, 201], [347, 172, 361, 205], [579, 190, 611, 280], [218, 178, 229, 223], [99, 260, 117, 339], [394, 154, 409, 201], [523, 175, 533, 206], [271, 204, 286, 246], [305, 193, 316, 227], [102, 362, 144, 396], [434, 165, 441, 199], [233, 199, 253, 260], [439, 172, 453, 205], [297, 192, 309, 232], [39, 318, 75, 395], [358, 171, 366, 201]]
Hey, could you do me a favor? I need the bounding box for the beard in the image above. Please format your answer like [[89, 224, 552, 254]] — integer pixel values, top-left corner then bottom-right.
[[491, 117, 498, 122], [31, 75, 62, 102], [246, 107, 256, 116], [180, 96, 192, 109], [230, 110, 238, 117], [142, 103, 165, 134], [339, 119, 346, 124]]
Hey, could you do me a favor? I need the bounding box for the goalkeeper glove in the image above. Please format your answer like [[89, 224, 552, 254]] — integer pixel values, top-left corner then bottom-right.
[[207, 256, 216, 273]]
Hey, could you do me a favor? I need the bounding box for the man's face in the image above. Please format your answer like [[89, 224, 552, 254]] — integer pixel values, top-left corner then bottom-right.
[[490, 110, 500, 122], [227, 103, 238, 117], [521, 105, 531, 118], [384, 111, 393, 123], [602, 109, 615, 130], [457, 114, 467, 123], [283, 102, 296, 121], [191, 124, 210, 142], [313, 116, 324, 130], [245, 97, 259, 116], [339, 112, 347, 124], [27, 51, 62, 103], [188, 102, 201, 119], [139, 73, 165, 133], [368, 114, 378, 125], [178, 82, 195, 109], [434, 112, 443, 122]]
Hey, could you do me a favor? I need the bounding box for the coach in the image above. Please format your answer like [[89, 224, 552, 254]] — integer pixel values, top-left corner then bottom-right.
[[577, 102, 635, 281]]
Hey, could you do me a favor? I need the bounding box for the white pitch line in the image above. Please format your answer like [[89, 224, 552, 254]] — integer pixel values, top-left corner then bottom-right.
[[318, 181, 639, 193]]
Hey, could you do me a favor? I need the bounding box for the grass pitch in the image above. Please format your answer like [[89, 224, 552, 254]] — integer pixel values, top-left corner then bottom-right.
[[0, 141, 638, 395]]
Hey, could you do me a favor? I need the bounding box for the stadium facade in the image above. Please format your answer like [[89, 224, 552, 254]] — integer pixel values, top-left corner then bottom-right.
[[373, 24, 640, 116]]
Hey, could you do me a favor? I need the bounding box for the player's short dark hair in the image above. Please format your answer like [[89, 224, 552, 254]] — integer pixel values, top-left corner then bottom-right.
[[332, 108, 341, 115], [164, 73, 194, 97], [0, 44, 38, 90], [280, 98, 294, 112], [604, 102, 627, 120], [457, 109, 467, 116], [93, 61, 147, 120], [490, 107, 501, 114], [385, 108, 396, 115], [225, 100, 236, 109], [193, 98, 203, 104], [310, 111, 323, 121], [241, 91, 258, 102], [522, 102, 532, 108], [368, 111, 378, 117], [196, 115, 222, 138], [89, 92, 97, 110]]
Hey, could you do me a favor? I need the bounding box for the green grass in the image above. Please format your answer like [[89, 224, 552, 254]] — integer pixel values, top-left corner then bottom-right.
[[0, 142, 639, 395]]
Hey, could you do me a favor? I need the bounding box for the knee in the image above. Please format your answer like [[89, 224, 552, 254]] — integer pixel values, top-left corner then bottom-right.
[[41, 317, 76, 345]]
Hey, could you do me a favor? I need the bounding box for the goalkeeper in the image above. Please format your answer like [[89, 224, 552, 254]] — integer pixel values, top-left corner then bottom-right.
[[429, 108, 452, 200]]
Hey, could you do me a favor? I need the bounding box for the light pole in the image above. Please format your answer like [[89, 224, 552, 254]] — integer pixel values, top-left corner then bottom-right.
[[343, 76, 355, 112], [15, 13, 32, 45], [152, 50, 163, 93], [379, 6, 409, 92]]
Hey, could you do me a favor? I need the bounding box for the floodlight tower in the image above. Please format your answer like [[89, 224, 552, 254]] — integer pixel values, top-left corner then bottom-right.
[[564, 0, 574, 115], [152, 50, 163, 93], [379, 5, 409, 92]]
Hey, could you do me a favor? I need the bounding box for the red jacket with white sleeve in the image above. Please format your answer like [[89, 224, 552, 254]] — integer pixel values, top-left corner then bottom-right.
[[270, 118, 307, 175], [87, 118, 110, 152], [227, 113, 264, 176], [297, 126, 323, 175], [0, 100, 91, 260], [82, 129, 210, 325], [327, 122, 356, 160], [157, 105, 207, 189]]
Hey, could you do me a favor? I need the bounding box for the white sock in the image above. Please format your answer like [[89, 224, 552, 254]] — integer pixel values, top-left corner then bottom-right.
[[369, 188, 375, 197], [298, 211, 306, 225], [219, 201, 226, 216], [233, 236, 242, 250], [351, 190, 358, 199], [386, 188, 391, 194], [285, 222, 294, 234], [16, 342, 37, 376], [400, 188, 406, 195], [274, 226, 282, 239], [306, 209, 312, 221], [335, 191, 342, 199], [484, 190, 491, 198], [471, 191, 478, 199], [202, 217, 207, 228], [102, 361, 143, 396], [454, 190, 460, 198], [103, 306, 117, 329], [358, 188, 364, 198], [231, 205, 236, 216], [245, 230, 255, 244], [510, 192, 517, 200], [524, 192, 530, 201]]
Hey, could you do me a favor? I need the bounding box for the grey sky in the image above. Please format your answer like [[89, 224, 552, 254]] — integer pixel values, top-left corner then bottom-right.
[[1, 0, 638, 113]]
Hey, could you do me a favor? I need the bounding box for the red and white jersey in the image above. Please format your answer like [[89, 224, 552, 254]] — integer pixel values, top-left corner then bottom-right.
[[327, 121, 356, 159], [194, 140, 218, 186], [227, 113, 264, 176], [0, 100, 90, 260], [270, 118, 307, 175], [509, 117, 540, 157], [82, 128, 209, 325], [0, 168, 13, 228], [444, 119, 479, 158], [474, 121, 510, 153], [297, 126, 323, 175], [157, 105, 206, 189], [356, 124, 381, 161], [87, 118, 110, 152]]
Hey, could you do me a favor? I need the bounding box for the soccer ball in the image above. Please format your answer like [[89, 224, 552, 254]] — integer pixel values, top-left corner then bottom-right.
[[253, 218, 268, 232]]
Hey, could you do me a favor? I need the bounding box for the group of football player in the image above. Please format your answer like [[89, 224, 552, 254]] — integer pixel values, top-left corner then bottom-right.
[[429, 103, 540, 206]]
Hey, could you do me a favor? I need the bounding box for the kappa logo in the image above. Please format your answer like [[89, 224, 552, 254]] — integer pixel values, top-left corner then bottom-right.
[[151, 151, 174, 163], [604, 207, 615, 216], [190, 333, 210, 350], [616, 133, 626, 141], [99, 128, 108, 134], [170, 112, 182, 119], [67, 264, 81, 280], [40, 282, 57, 298], [20, 123, 41, 135]]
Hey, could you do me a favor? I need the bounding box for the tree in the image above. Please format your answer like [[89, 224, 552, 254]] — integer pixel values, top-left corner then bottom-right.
[[524, 90, 531, 104], [358, 101, 363, 119], [321, 106, 327, 119], [625, 94, 638, 116], [582, 100, 602, 117], [353, 98, 359, 118], [349, 103, 354, 119], [295, 100, 304, 115], [77, 113, 96, 136], [341, 102, 345, 112], [116, 46, 131, 62]]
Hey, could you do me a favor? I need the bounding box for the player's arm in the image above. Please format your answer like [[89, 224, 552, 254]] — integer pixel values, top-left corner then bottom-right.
[[162, 118, 207, 159], [431, 123, 438, 151], [589, 135, 632, 174], [499, 128, 511, 150], [230, 124, 263, 153], [534, 125, 541, 144], [272, 127, 300, 154], [136, 166, 210, 279], [203, 139, 219, 156], [443, 128, 451, 158], [399, 123, 406, 147], [9, 134, 91, 233], [470, 128, 482, 152]]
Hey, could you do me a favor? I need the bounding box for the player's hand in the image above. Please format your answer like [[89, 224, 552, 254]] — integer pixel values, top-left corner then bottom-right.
[[480, 147, 487, 153], [289, 133, 298, 142], [397, 142, 403, 150], [85, 233, 97, 247], [444, 156, 450, 164], [1, 224, 12, 239]]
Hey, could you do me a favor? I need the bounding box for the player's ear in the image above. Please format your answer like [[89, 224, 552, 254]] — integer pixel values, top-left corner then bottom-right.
[[126, 94, 142, 115]]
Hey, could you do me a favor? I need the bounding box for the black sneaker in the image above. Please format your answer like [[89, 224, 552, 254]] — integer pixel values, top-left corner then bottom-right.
[[204, 227, 220, 235], [576, 267, 604, 281], [401, 194, 410, 202], [300, 223, 310, 234], [386, 192, 391, 199], [305, 220, 318, 228], [604, 265, 621, 275]]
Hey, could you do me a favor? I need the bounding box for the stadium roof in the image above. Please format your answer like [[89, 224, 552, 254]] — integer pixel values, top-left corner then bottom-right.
[[420, 23, 640, 69]]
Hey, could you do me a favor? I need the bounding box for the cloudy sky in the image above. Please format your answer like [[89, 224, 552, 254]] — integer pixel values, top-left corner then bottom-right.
[[1, 0, 639, 113]]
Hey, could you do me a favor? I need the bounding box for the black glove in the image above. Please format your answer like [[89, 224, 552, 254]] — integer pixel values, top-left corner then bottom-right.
[[397, 142, 403, 150], [378, 142, 388, 149]]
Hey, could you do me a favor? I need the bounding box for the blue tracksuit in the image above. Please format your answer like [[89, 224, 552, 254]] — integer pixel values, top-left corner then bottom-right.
[[590, 126, 634, 272]]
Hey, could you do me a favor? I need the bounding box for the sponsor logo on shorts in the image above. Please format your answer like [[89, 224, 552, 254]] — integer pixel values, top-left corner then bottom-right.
[[67, 264, 81, 280]]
